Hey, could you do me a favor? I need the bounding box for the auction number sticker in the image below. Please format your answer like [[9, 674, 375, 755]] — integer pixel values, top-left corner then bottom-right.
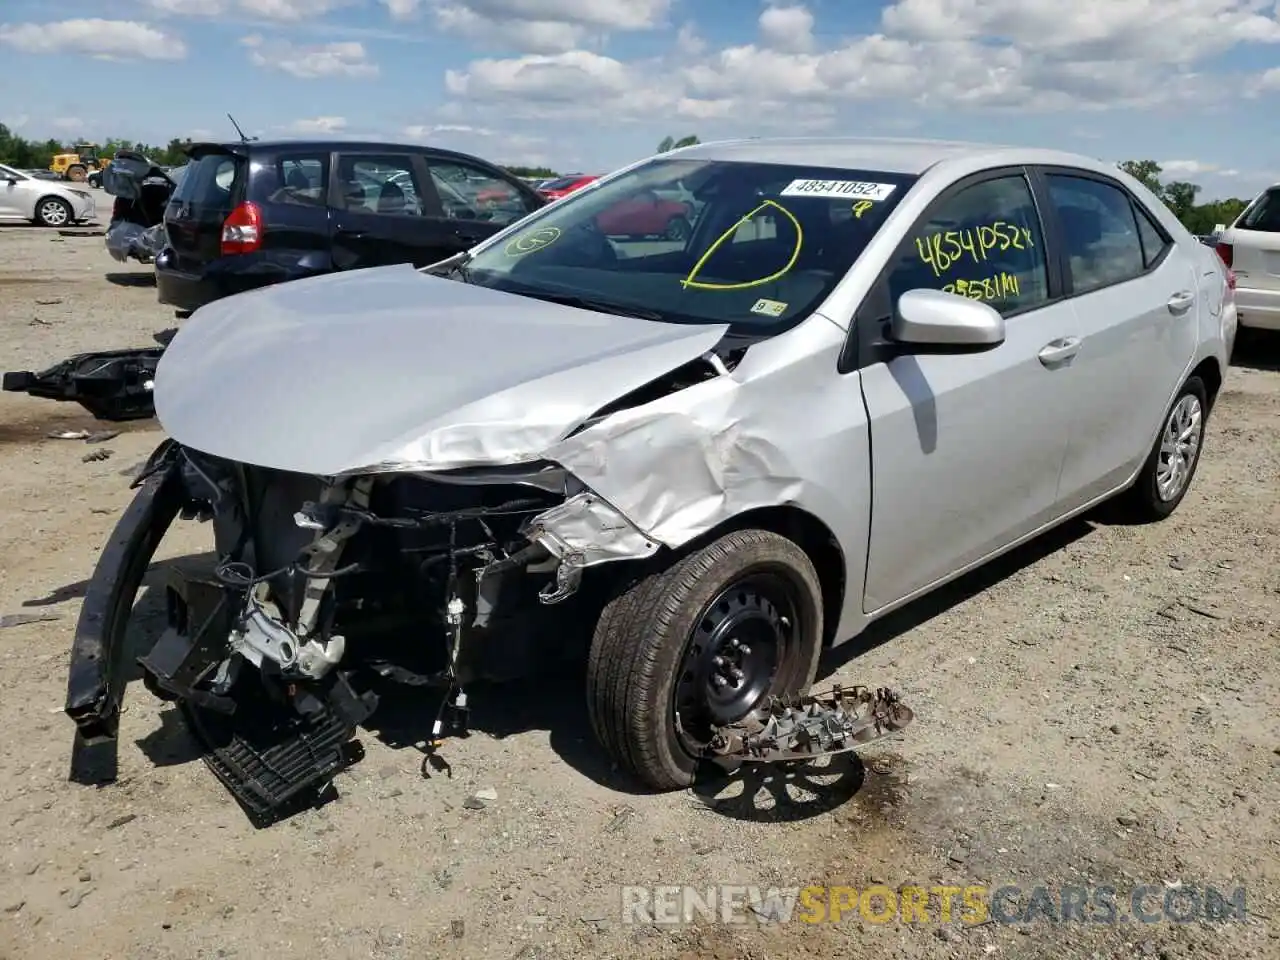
[[779, 179, 897, 202], [750, 298, 787, 317]]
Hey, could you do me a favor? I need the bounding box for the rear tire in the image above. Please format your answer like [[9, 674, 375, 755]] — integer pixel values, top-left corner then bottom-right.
[[1119, 375, 1209, 521], [586, 528, 823, 790], [35, 197, 73, 228]]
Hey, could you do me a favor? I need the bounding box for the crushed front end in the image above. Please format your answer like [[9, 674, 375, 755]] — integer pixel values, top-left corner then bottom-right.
[[67, 440, 914, 825], [65, 440, 639, 822]]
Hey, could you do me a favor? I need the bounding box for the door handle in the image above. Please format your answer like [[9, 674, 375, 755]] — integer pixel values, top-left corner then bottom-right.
[[1167, 291, 1195, 313], [335, 228, 367, 239], [1038, 336, 1081, 366]]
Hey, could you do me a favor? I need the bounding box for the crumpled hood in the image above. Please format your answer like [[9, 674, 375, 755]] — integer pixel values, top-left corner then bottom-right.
[[154, 264, 729, 476]]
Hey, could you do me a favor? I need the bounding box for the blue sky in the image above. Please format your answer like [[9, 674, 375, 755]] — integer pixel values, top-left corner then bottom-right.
[[1, 0, 1278, 200]]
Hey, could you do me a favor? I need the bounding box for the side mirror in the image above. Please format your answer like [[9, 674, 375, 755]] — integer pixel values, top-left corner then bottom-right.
[[3, 176, 17, 184], [891, 288, 1005, 349]]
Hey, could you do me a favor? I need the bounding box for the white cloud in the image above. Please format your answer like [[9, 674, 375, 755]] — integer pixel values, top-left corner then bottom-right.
[[675, 22, 705, 55], [403, 123, 496, 138], [882, 0, 1280, 59], [423, 0, 671, 53], [432, 4, 586, 53], [240, 34, 378, 78], [759, 5, 815, 54], [285, 116, 348, 134], [381, 0, 422, 18], [1160, 159, 1220, 176], [445, 49, 678, 119], [0, 18, 187, 60], [143, 0, 350, 20]]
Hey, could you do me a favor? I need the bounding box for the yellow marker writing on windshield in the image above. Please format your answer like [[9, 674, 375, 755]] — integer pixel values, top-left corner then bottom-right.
[[853, 200, 873, 218], [681, 200, 803, 291], [505, 226, 561, 257]]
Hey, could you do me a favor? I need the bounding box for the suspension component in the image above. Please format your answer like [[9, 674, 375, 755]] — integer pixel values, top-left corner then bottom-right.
[[704, 684, 913, 763]]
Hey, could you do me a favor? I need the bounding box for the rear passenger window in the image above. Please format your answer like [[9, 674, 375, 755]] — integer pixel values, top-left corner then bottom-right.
[[336, 155, 426, 217], [1238, 187, 1280, 232], [886, 175, 1049, 315], [269, 154, 327, 207], [1046, 175, 1145, 293]]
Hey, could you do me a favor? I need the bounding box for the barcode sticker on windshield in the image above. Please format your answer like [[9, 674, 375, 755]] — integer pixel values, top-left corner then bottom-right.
[[779, 179, 896, 201]]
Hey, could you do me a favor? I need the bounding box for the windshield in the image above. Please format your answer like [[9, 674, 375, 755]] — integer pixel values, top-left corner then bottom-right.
[[458, 158, 917, 332], [0, 164, 26, 180], [1239, 187, 1280, 233]]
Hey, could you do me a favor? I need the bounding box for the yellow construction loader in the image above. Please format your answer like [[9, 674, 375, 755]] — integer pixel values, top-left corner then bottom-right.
[[49, 144, 111, 184]]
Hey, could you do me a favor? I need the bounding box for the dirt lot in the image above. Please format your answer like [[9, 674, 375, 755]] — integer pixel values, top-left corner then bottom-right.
[[0, 221, 1277, 960]]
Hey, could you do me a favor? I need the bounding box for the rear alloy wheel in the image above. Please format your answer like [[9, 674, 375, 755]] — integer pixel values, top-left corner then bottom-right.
[[586, 529, 823, 790], [664, 215, 691, 242], [35, 197, 73, 228], [1121, 375, 1209, 521]]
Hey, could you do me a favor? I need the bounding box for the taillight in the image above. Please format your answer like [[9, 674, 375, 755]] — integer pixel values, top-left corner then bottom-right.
[[1215, 241, 1232, 268], [221, 201, 262, 256]]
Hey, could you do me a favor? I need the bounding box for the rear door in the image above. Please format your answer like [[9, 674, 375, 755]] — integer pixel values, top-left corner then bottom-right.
[[328, 151, 457, 270], [249, 149, 333, 271], [1036, 169, 1199, 508], [1224, 186, 1280, 297], [164, 146, 245, 272]]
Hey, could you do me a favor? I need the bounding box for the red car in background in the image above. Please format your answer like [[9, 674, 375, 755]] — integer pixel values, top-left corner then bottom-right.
[[595, 189, 694, 241], [537, 174, 598, 201]]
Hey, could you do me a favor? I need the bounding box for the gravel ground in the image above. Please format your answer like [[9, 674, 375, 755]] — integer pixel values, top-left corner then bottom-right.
[[0, 222, 1277, 960]]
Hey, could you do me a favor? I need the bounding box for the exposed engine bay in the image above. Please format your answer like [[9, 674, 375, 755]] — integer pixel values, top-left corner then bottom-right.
[[65, 439, 912, 825]]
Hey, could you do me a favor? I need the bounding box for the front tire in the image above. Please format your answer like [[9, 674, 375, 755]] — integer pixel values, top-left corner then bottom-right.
[[35, 196, 73, 227], [586, 528, 823, 790], [1120, 375, 1209, 521]]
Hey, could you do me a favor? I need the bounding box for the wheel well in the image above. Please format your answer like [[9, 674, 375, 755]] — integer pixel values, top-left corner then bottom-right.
[[36, 194, 71, 212], [695, 506, 847, 648], [1190, 357, 1223, 411]]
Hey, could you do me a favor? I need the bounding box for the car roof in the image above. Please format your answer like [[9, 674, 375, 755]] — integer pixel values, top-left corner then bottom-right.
[[670, 136, 1123, 179], [185, 138, 509, 168]]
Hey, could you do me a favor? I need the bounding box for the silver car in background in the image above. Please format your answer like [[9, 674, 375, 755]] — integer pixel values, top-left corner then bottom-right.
[[0, 162, 96, 227], [66, 137, 1233, 822]]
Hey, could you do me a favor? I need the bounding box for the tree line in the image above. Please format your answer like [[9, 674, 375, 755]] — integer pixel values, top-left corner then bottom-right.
[[0, 122, 1255, 232]]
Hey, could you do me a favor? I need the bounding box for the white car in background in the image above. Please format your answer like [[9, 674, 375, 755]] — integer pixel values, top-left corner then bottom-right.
[[0, 162, 96, 227], [1215, 182, 1280, 332]]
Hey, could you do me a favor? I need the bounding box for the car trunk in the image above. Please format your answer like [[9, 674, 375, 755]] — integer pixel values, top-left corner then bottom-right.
[[164, 144, 247, 272], [1223, 187, 1280, 291], [104, 151, 177, 228]]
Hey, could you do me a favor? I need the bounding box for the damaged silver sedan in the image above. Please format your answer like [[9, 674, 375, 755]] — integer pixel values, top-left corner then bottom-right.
[[65, 137, 1232, 822]]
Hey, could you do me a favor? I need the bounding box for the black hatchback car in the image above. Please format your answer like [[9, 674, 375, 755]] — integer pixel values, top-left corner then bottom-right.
[[154, 139, 547, 313]]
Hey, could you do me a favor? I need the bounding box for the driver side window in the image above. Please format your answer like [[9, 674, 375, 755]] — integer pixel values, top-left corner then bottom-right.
[[886, 175, 1049, 316]]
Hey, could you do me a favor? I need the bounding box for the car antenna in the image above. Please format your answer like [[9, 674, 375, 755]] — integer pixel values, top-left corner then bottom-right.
[[227, 113, 256, 143]]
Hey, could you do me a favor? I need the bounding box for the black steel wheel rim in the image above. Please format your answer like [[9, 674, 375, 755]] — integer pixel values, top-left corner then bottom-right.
[[673, 570, 798, 750]]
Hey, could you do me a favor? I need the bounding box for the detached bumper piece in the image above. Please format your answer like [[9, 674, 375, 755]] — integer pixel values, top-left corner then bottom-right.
[[3, 346, 163, 421], [705, 685, 913, 763]]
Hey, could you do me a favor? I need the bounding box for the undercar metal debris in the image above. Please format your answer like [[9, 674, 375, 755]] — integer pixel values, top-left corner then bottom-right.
[[704, 685, 914, 763]]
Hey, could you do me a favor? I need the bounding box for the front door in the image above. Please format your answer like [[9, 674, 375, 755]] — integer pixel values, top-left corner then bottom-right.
[[420, 155, 543, 250], [857, 170, 1080, 612], [1038, 170, 1202, 507], [328, 151, 459, 271]]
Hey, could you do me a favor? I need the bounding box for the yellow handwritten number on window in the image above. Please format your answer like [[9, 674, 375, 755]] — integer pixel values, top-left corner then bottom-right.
[[680, 200, 803, 291]]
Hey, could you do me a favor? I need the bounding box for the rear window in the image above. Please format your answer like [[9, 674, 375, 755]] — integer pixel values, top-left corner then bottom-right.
[[172, 153, 242, 212], [1237, 187, 1280, 232]]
